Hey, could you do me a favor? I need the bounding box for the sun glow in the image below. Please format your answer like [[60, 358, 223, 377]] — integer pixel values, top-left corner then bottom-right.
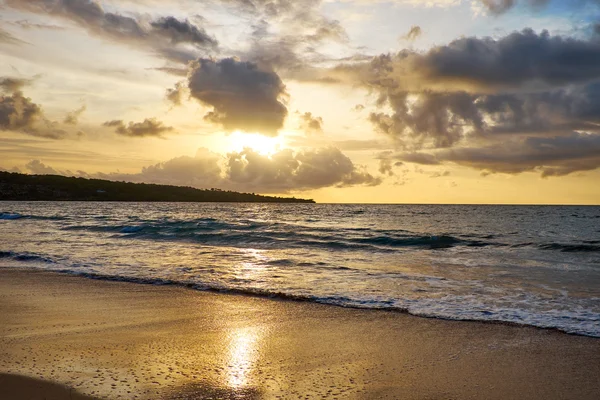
[[227, 131, 287, 155]]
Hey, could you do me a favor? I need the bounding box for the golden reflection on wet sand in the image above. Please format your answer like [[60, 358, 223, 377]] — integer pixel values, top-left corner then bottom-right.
[[226, 326, 262, 389]]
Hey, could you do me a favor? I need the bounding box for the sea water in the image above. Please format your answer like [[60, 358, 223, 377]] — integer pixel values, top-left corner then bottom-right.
[[1, 202, 599, 336]]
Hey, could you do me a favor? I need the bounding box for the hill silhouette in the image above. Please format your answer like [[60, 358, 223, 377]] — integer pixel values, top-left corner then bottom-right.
[[0, 172, 315, 203]]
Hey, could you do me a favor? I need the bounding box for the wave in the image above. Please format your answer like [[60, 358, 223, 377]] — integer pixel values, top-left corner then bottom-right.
[[538, 243, 600, 252], [60, 219, 496, 252], [0, 212, 67, 221], [0, 250, 55, 263], [0, 213, 23, 220], [4, 266, 597, 338]]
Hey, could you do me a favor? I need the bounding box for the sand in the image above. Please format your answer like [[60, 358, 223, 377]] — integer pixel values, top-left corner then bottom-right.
[[0, 268, 599, 400]]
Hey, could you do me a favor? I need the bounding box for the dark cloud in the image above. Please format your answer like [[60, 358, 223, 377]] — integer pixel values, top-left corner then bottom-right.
[[343, 29, 600, 95], [0, 77, 30, 93], [369, 91, 484, 149], [149, 16, 218, 47], [389, 132, 600, 177], [441, 133, 600, 177], [5, 0, 217, 63], [398, 152, 441, 165], [103, 118, 174, 138], [368, 82, 600, 149], [298, 111, 323, 134], [478, 0, 550, 14], [185, 58, 288, 136], [417, 29, 600, 88], [64, 105, 86, 125], [0, 88, 66, 139], [401, 26, 422, 41]]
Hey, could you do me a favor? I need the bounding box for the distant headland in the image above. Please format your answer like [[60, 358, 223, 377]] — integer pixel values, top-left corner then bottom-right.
[[0, 172, 315, 203]]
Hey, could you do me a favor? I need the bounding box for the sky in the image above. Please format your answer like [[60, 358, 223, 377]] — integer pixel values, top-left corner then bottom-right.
[[1, 0, 600, 204]]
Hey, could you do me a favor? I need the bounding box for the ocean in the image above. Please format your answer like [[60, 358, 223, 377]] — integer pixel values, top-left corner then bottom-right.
[[1, 202, 599, 337]]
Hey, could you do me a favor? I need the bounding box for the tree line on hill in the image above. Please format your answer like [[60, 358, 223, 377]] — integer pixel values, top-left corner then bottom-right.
[[0, 172, 315, 203]]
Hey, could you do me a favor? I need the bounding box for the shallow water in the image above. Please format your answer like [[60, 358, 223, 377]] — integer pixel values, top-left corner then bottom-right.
[[1, 202, 599, 336]]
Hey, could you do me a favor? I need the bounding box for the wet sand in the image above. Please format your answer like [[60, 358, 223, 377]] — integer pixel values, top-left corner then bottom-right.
[[1, 268, 599, 400]]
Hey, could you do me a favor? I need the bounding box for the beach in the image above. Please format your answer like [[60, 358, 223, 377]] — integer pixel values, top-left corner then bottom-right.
[[1, 268, 599, 399]]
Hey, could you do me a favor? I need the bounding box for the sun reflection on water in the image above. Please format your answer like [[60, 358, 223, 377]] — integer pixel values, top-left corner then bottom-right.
[[227, 326, 262, 389]]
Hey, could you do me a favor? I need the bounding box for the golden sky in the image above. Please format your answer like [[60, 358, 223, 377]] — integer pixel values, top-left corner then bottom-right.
[[1, 0, 600, 204]]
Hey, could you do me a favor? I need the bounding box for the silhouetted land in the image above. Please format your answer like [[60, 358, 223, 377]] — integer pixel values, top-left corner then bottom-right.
[[0, 172, 315, 203]]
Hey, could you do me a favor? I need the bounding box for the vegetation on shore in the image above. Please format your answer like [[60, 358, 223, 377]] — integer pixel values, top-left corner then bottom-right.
[[0, 172, 315, 203]]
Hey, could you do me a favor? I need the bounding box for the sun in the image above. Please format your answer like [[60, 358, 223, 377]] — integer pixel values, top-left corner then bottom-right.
[[227, 131, 286, 155]]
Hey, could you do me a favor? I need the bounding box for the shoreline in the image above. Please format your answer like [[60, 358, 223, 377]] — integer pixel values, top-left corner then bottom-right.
[[1, 267, 599, 399], [2, 264, 597, 339]]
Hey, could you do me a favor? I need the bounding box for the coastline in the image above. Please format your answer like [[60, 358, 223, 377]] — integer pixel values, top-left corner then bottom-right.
[[1, 267, 599, 399]]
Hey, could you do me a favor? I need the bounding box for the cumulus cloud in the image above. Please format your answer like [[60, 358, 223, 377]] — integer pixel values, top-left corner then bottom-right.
[[97, 148, 223, 188], [5, 0, 217, 63], [0, 82, 66, 139], [184, 58, 288, 136], [298, 111, 323, 134], [103, 118, 174, 138], [342, 29, 600, 94], [25, 159, 59, 175], [416, 29, 600, 88], [95, 146, 380, 193], [225, 147, 381, 192]]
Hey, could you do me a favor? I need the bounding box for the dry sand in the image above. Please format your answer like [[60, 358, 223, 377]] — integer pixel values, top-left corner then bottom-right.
[[0, 267, 599, 400]]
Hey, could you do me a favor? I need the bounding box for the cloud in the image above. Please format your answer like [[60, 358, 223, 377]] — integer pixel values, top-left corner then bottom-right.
[[368, 81, 600, 150], [225, 147, 381, 192], [0, 85, 66, 139], [390, 132, 600, 177], [165, 81, 187, 105], [320, 27, 600, 153], [103, 118, 174, 138], [11, 20, 65, 30], [149, 16, 217, 47], [415, 29, 600, 88], [342, 29, 600, 94], [95, 146, 381, 193], [97, 148, 223, 188], [401, 25, 422, 41], [441, 132, 600, 176], [25, 159, 59, 175], [429, 170, 450, 178], [64, 105, 86, 125], [185, 58, 288, 136], [5, 0, 217, 63], [298, 111, 323, 134], [0, 27, 26, 45], [478, 0, 550, 14], [0, 77, 30, 93]]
